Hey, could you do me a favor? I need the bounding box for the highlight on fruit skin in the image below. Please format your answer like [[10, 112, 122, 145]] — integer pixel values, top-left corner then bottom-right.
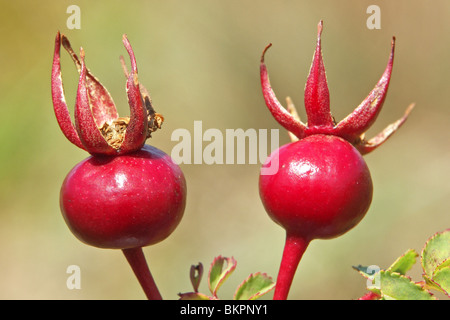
[[260, 20, 414, 154], [51, 32, 164, 156]]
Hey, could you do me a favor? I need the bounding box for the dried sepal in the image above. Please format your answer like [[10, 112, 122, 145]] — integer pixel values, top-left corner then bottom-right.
[[61, 35, 119, 127], [355, 103, 414, 155], [119, 52, 164, 139], [190, 263, 204, 293], [119, 35, 149, 153], [51, 32, 162, 156], [74, 48, 117, 155], [120, 72, 147, 153], [51, 32, 85, 151]]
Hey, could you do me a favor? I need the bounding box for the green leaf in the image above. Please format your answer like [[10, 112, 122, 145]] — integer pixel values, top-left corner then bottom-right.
[[387, 249, 418, 275], [178, 292, 212, 300], [421, 229, 450, 278], [434, 258, 450, 274], [208, 256, 237, 297], [375, 271, 435, 300], [431, 265, 450, 296], [423, 274, 443, 293], [233, 272, 275, 300]]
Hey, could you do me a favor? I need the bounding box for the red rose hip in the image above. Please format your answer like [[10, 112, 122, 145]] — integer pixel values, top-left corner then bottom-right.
[[51, 32, 186, 299], [61, 145, 186, 249], [260, 134, 372, 240], [259, 21, 413, 299]]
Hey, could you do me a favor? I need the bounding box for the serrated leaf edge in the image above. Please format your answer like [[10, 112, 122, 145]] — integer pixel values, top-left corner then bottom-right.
[[434, 257, 450, 275], [233, 272, 275, 300], [378, 270, 436, 300], [429, 266, 450, 297], [420, 229, 450, 277], [208, 256, 237, 298], [387, 249, 418, 275]]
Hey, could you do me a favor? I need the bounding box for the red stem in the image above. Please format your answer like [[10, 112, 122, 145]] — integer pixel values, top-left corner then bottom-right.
[[122, 247, 162, 300], [273, 233, 310, 300]]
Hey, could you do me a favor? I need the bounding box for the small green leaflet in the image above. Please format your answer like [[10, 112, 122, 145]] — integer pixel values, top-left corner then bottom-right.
[[233, 272, 275, 300]]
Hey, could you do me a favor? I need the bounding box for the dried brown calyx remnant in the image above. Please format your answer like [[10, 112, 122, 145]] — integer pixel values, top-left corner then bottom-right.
[[147, 113, 164, 137], [96, 55, 165, 150], [143, 95, 164, 138], [99, 111, 164, 150], [99, 117, 130, 149]]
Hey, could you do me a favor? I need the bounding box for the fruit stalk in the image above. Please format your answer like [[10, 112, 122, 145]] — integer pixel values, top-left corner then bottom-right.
[[273, 234, 310, 300], [122, 247, 163, 300]]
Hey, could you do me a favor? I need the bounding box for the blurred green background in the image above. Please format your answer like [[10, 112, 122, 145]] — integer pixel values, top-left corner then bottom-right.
[[0, 0, 448, 300]]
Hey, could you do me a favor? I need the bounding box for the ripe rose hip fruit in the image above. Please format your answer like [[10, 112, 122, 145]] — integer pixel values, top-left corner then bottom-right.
[[60, 145, 185, 249], [259, 21, 413, 299], [51, 32, 186, 299], [260, 134, 372, 240]]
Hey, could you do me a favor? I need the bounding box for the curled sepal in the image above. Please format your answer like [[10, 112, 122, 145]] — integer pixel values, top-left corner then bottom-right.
[[74, 48, 117, 155], [304, 20, 333, 128], [120, 55, 164, 138], [233, 272, 275, 300], [335, 37, 396, 142], [260, 44, 307, 140], [355, 103, 414, 155], [119, 35, 148, 153], [61, 35, 119, 127], [51, 32, 162, 156], [51, 32, 85, 151], [208, 256, 237, 298]]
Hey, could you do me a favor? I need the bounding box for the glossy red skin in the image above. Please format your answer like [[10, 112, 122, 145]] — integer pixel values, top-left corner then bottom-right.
[[60, 145, 186, 249], [259, 134, 373, 240]]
